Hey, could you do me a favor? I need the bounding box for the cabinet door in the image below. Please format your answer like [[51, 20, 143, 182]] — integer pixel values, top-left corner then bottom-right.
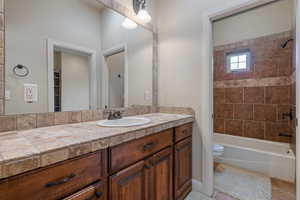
[[174, 137, 192, 200], [110, 161, 148, 200], [63, 181, 107, 200], [147, 147, 173, 200]]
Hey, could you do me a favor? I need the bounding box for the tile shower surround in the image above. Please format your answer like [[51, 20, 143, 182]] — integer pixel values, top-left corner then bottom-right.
[[214, 31, 296, 143], [0, 0, 159, 116]]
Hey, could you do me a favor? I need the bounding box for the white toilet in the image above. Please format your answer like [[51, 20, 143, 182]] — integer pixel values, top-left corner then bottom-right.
[[213, 144, 224, 157]]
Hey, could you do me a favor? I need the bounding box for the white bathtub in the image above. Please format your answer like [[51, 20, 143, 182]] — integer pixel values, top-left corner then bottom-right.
[[214, 133, 296, 183]]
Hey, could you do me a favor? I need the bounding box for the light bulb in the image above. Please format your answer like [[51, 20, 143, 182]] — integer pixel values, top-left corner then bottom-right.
[[122, 18, 137, 30], [137, 9, 152, 23]]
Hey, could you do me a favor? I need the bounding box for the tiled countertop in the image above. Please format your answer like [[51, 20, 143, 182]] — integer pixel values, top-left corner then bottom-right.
[[0, 113, 194, 180]]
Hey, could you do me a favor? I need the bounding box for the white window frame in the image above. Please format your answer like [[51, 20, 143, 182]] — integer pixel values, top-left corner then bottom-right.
[[226, 50, 251, 73]]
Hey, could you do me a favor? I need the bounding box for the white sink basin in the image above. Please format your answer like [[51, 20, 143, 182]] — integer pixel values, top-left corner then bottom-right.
[[97, 117, 151, 127]]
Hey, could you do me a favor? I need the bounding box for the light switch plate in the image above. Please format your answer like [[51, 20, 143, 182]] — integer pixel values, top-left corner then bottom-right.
[[24, 84, 38, 103], [5, 89, 10, 100]]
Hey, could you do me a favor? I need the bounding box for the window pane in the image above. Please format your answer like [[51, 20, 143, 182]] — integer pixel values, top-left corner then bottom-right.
[[230, 56, 238, 63], [238, 62, 247, 69], [230, 63, 238, 70], [239, 55, 247, 62]]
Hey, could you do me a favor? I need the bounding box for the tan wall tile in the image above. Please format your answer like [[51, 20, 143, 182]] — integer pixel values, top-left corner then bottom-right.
[[225, 120, 243, 136], [93, 110, 104, 121], [37, 113, 55, 128], [254, 104, 277, 122], [214, 104, 233, 119], [266, 86, 290, 104], [54, 112, 69, 125], [214, 118, 225, 133], [0, 116, 16, 132], [17, 114, 37, 130], [234, 104, 253, 120], [244, 87, 265, 104], [214, 88, 225, 104], [69, 111, 82, 123], [81, 110, 94, 122], [225, 88, 244, 103], [244, 121, 265, 139]]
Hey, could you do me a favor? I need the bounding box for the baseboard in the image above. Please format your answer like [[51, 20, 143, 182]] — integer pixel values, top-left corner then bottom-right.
[[192, 179, 204, 193]]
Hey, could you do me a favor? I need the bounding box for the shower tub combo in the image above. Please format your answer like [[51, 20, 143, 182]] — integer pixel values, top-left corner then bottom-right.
[[214, 133, 296, 182]]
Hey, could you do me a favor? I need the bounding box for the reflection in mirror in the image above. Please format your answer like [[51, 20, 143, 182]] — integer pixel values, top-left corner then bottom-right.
[[5, 0, 153, 115]]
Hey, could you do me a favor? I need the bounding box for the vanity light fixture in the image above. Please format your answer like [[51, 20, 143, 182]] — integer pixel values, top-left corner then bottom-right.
[[133, 0, 152, 23], [122, 18, 138, 30]]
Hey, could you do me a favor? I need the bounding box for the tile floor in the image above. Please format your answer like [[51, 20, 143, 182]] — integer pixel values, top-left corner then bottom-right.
[[185, 179, 296, 200]]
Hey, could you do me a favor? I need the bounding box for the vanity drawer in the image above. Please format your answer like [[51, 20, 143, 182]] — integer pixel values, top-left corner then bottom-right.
[[109, 129, 173, 173], [175, 123, 193, 142], [0, 151, 106, 200], [63, 181, 107, 200]]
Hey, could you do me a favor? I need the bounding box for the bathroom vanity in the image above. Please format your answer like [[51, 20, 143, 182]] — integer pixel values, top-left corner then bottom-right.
[[0, 0, 194, 199], [0, 114, 193, 200]]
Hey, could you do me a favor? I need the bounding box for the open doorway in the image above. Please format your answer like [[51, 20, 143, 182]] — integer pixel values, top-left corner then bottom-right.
[[47, 39, 97, 112], [53, 51, 90, 112], [103, 44, 128, 109], [211, 0, 296, 199], [105, 51, 125, 108]]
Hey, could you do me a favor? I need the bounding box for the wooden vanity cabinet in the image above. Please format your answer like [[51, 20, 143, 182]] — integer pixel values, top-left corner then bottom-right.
[[64, 181, 107, 200], [147, 147, 173, 200], [110, 161, 149, 200], [0, 151, 107, 200], [0, 123, 193, 200], [174, 137, 193, 200]]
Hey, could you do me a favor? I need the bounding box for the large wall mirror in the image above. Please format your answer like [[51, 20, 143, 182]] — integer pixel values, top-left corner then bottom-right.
[[4, 0, 153, 115]]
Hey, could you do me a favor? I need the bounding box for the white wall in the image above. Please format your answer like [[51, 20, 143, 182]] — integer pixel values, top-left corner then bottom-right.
[[61, 52, 90, 111], [100, 8, 153, 107], [107, 52, 125, 108], [213, 0, 294, 46], [155, 0, 256, 193], [5, 0, 103, 114]]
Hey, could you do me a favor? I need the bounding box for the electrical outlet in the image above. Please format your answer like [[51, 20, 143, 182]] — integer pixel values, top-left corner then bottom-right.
[[5, 89, 11, 100], [24, 84, 38, 103]]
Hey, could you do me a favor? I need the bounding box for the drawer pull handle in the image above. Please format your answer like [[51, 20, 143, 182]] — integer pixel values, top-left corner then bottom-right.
[[95, 191, 103, 198], [45, 173, 76, 188], [86, 191, 103, 200], [143, 142, 156, 151]]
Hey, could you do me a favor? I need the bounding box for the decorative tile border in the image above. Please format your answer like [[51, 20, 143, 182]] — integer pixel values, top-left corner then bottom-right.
[[0, 105, 156, 133], [214, 76, 293, 88]]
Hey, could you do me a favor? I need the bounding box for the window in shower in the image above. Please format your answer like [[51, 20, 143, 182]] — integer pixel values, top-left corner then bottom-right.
[[226, 49, 251, 72]]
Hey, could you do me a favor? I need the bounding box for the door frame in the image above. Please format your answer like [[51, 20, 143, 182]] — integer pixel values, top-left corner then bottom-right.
[[200, 0, 291, 196], [47, 39, 97, 112], [102, 44, 129, 108]]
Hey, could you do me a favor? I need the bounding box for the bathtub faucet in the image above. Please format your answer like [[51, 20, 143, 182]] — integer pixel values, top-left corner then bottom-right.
[[282, 109, 294, 121]]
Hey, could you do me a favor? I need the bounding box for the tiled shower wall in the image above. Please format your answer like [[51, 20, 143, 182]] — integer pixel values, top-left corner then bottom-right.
[[213, 31, 295, 143]]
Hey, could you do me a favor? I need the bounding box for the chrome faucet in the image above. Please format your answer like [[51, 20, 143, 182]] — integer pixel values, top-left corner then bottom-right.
[[105, 110, 123, 120]]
